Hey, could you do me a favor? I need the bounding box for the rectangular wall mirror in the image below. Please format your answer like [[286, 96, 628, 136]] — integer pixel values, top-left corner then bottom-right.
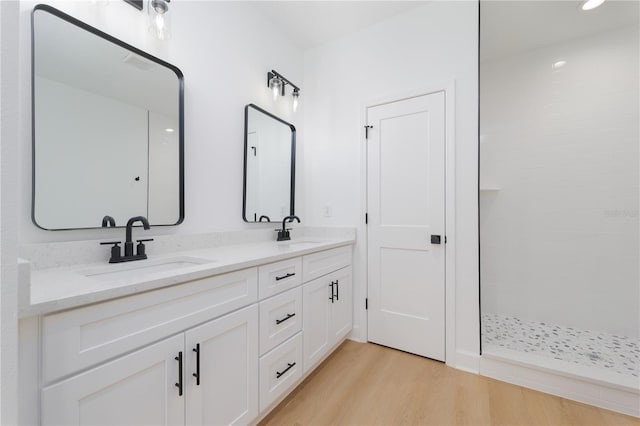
[[243, 104, 295, 223], [32, 4, 184, 230]]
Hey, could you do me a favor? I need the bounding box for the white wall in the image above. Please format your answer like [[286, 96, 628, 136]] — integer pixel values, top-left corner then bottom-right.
[[480, 25, 639, 338], [1, 1, 21, 424], [302, 2, 480, 369], [19, 0, 304, 242]]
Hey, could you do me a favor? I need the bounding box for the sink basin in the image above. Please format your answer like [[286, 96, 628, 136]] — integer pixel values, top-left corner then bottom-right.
[[79, 256, 215, 282]]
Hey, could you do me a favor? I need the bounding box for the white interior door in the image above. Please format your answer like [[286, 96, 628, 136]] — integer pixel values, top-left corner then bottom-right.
[[367, 92, 446, 361]]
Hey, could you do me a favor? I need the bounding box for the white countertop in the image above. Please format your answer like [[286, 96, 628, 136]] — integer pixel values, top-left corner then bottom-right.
[[21, 236, 354, 318]]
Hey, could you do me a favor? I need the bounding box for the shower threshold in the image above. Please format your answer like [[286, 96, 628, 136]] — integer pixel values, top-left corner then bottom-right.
[[482, 313, 639, 391]]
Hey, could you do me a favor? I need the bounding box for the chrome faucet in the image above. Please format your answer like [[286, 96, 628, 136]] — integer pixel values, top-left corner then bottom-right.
[[100, 216, 153, 263], [276, 215, 300, 241]]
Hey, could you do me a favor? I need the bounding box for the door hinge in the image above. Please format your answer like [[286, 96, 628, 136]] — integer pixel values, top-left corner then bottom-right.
[[364, 125, 373, 139], [365, 298, 368, 310], [365, 213, 368, 225], [445, 236, 447, 244]]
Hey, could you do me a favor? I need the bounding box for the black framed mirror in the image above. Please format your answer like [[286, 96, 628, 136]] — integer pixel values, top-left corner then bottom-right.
[[31, 4, 184, 230], [243, 104, 296, 223]]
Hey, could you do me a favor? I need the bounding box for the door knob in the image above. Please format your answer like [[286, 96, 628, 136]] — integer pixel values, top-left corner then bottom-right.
[[430, 235, 441, 244]]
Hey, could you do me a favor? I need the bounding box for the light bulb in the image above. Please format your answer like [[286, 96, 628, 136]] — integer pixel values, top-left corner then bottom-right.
[[292, 90, 300, 112], [148, 0, 171, 40], [582, 0, 605, 10], [155, 14, 165, 33], [269, 77, 282, 101]]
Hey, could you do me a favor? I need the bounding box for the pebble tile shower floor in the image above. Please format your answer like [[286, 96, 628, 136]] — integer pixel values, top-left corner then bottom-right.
[[482, 313, 640, 378]]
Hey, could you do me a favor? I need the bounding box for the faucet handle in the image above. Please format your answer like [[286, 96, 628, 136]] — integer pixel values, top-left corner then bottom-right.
[[100, 241, 122, 263], [136, 239, 154, 257]]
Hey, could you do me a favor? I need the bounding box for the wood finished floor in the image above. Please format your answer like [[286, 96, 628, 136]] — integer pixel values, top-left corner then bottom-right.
[[260, 340, 640, 426]]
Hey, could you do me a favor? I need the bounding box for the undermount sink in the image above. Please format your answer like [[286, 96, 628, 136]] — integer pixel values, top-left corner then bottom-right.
[[79, 256, 215, 282]]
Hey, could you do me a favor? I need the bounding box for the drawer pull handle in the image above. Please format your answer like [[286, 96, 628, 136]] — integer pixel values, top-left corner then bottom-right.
[[175, 351, 183, 396], [192, 343, 200, 386], [275, 272, 295, 281], [330, 281, 339, 303], [275, 313, 296, 325], [276, 362, 296, 379]]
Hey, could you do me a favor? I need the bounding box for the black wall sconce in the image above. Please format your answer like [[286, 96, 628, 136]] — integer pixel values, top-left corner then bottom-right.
[[267, 69, 301, 112]]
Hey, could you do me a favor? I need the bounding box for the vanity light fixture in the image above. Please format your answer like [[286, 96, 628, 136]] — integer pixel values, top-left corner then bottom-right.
[[267, 70, 301, 111], [581, 0, 605, 10], [148, 0, 171, 40]]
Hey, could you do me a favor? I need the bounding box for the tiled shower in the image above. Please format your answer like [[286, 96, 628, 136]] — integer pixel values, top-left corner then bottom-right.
[[479, 0, 639, 388]]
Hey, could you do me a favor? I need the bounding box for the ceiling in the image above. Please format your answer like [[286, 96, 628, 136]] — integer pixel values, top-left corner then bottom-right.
[[481, 0, 640, 62], [248, 1, 638, 57], [247, 1, 429, 49]]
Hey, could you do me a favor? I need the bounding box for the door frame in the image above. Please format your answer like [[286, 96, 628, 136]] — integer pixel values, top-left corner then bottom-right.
[[360, 82, 456, 367]]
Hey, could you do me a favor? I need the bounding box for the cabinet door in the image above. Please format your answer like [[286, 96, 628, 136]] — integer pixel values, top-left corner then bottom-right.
[[185, 305, 258, 426], [42, 334, 184, 426], [330, 266, 353, 346], [302, 276, 331, 373]]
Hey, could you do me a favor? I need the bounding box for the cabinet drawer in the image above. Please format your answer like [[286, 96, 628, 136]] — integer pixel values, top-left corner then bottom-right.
[[259, 332, 303, 412], [258, 257, 302, 299], [42, 267, 258, 384], [259, 287, 302, 355], [302, 246, 352, 282]]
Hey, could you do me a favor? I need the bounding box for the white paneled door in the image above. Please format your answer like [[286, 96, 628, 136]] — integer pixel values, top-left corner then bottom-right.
[[367, 92, 446, 361]]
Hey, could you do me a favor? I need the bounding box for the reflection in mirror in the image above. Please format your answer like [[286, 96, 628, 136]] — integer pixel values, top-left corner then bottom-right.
[[32, 5, 183, 230], [243, 104, 295, 223]]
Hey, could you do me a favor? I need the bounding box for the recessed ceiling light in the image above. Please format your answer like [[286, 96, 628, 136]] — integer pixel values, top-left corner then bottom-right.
[[582, 0, 605, 11], [552, 60, 567, 69], [165, 128, 175, 133]]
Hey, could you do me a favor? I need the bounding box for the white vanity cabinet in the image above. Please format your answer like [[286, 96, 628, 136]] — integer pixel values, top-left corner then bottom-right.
[[39, 266, 259, 426], [27, 241, 354, 426], [42, 305, 258, 426], [302, 265, 352, 373]]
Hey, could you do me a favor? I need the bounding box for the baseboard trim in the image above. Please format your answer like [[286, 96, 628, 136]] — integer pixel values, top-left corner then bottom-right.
[[480, 353, 640, 418], [451, 349, 480, 374], [347, 328, 366, 343]]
